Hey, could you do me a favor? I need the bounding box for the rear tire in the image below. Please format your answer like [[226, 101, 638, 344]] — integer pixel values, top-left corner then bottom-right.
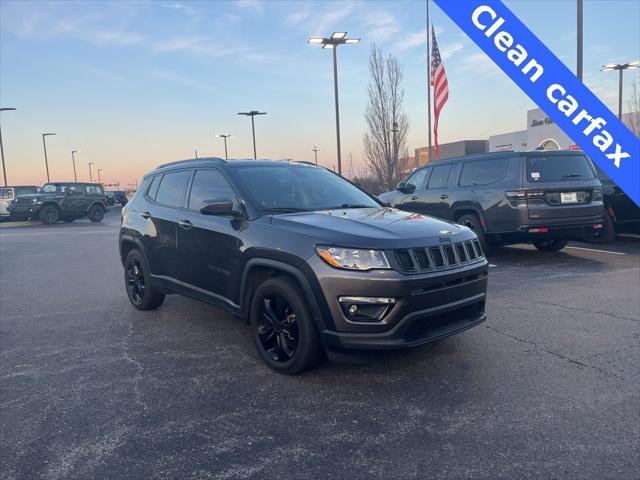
[[457, 213, 491, 255], [533, 239, 569, 252], [124, 249, 165, 310], [250, 277, 323, 374], [39, 205, 60, 225], [88, 204, 105, 222], [583, 209, 616, 244]]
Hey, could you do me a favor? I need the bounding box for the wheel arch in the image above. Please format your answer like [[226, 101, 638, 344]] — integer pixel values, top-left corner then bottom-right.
[[452, 204, 486, 230]]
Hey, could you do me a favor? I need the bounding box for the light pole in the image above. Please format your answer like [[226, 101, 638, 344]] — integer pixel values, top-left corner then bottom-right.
[[601, 61, 640, 119], [577, 0, 583, 81], [0, 107, 16, 186], [97, 168, 103, 183], [308, 32, 360, 176], [88, 162, 94, 182], [42, 133, 56, 183], [388, 121, 402, 172], [217, 133, 231, 159], [71, 150, 79, 182], [312, 145, 319, 165], [237, 111, 266, 159]]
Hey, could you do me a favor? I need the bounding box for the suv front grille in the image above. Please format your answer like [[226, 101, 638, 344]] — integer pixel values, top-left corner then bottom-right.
[[16, 197, 33, 205], [394, 241, 484, 273]]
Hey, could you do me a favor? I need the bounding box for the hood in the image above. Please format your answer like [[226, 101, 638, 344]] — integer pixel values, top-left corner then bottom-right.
[[15, 193, 59, 200], [269, 207, 475, 249]]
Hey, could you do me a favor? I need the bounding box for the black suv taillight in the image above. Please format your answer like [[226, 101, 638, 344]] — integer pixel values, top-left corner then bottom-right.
[[505, 190, 526, 207]]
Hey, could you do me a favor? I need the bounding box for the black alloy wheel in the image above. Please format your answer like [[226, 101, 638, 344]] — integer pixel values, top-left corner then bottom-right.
[[257, 293, 299, 362], [39, 205, 60, 225], [250, 277, 323, 374], [88, 205, 105, 222], [124, 249, 165, 310]]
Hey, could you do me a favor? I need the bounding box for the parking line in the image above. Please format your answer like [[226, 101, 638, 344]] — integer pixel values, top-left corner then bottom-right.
[[566, 246, 626, 256]]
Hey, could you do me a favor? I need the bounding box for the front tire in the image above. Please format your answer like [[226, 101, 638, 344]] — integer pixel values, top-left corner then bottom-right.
[[88, 204, 105, 222], [124, 249, 165, 310], [583, 210, 616, 244], [533, 239, 569, 252], [39, 205, 60, 225], [458, 213, 491, 255], [250, 277, 323, 374]]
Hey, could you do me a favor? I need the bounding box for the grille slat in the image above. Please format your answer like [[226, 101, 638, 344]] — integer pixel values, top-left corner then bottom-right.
[[394, 240, 484, 273]]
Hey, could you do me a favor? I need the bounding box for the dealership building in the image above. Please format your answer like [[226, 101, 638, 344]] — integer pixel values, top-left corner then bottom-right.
[[412, 107, 637, 166]]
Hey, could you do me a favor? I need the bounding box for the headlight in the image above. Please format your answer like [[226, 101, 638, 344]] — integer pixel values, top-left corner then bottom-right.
[[316, 246, 390, 270], [32, 198, 38, 204]]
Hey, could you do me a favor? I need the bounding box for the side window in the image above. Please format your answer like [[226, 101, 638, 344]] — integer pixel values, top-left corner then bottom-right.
[[459, 159, 508, 187], [405, 169, 429, 189], [155, 170, 192, 208], [188, 169, 236, 211], [62, 184, 83, 195], [85, 185, 104, 195], [427, 165, 453, 189], [147, 175, 161, 200]]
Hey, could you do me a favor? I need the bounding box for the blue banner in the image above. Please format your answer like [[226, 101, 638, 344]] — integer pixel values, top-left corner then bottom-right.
[[433, 0, 640, 206]]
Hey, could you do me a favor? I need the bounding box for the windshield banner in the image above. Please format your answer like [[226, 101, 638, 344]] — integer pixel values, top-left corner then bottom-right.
[[434, 0, 640, 206]]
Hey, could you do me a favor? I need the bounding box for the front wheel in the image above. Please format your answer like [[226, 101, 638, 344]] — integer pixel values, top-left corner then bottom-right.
[[39, 205, 60, 225], [250, 277, 323, 374], [88, 204, 105, 222], [533, 239, 569, 252], [124, 249, 165, 310]]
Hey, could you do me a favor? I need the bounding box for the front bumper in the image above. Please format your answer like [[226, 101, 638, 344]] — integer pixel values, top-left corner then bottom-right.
[[309, 256, 489, 351], [7, 204, 40, 220]]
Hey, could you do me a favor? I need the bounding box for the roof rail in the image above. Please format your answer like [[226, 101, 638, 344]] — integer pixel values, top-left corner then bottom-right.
[[290, 160, 319, 166], [156, 157, 226, 169]]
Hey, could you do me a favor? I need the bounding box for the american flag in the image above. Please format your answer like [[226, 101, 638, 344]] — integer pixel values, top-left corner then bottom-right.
[[430, 25, 448, 160]]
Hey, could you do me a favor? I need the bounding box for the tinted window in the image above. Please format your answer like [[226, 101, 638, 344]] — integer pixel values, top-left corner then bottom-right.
[[85, 185, 104, 195], [155, 170, 191, 207], [406, 169, 429, 189], [428, 165, 453, 189], [526, 155, 595, 183], [61, 184, 84, 195], [188, 169, 236, 210], [0, 188, 12, 199], [234, 165, 378, 212], [14, 186, 37, 196], [459, 159, 508, 186], [40, 184, 59, 194], [147, 175, 161, 200]]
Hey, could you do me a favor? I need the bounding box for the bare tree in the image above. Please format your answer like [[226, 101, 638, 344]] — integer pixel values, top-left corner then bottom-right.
[[363, 45, 410, 192], [624, 78, 640, 138]]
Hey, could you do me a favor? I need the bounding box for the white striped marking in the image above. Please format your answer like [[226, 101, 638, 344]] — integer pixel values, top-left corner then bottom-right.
[[566, 246, 626, 256]]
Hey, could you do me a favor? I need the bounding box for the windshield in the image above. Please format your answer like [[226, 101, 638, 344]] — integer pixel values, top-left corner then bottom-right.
[[40, 184, 59, 194], [526, 155, 596, 183], [0, 188, 12, 199], [233, 165, 379, 212]]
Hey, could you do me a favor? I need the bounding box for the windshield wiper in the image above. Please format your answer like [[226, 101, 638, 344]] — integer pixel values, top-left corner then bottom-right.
[[562, 174, 583, 179], [329, 203, 375, 209], [262, 207, 310, 213]]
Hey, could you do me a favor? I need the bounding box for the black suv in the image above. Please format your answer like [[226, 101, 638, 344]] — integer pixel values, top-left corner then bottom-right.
[[120, 159, 488, 374], [106, 190, 128, 206], [379, 151, 604, 253], [8, 182, 107, 224]]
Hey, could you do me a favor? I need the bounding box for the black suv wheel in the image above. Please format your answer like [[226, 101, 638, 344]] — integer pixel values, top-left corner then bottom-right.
[[533, 239, 569, 252], [583, 209, 616, 244], [124, 249, 165, 310], [250, 277, 323, 374], [88, 204, 105, 222], [39, 205, 60, 225]]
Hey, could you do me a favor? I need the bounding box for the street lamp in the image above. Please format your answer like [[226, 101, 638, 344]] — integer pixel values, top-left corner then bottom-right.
[[71, 150, 79, 182], [88, 162, 95, 182], [237, 111, 266, 159], [97, 168, 103, 183], [601, 61, 640, 120], [42, 133, 56, 183], [0, 107, 16, 186], [308, 32, 360, 175], [217, 133, 232, 160], [312, 145, 319, 165]]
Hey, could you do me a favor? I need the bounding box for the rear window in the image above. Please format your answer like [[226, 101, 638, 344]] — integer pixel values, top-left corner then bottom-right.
[[459, 159, 508, 186], [526, 155, 595, 183], [85, 185, 104, 195]]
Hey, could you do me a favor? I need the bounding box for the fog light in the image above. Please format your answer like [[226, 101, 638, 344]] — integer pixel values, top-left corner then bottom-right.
[[338, 296, 395, 322]]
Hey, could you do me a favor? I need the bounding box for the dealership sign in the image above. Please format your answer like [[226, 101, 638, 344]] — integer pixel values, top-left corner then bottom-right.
[[434, 0, 640, 206]]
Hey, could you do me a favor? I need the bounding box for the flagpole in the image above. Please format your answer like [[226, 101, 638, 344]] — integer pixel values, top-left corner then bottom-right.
[[426, 0, 432, 166]]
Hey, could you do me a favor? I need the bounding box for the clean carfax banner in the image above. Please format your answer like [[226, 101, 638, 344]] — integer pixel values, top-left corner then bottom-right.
[[434, 0, 640, 206]]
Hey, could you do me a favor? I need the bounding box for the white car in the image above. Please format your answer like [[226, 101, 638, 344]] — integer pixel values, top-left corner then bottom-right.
[[0, 186, 39, 220]]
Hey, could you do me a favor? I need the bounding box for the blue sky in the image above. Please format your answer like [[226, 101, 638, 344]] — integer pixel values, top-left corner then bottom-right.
[[1, 0, 639, 186]]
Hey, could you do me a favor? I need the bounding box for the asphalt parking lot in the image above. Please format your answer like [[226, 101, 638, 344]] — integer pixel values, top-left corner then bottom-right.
[[1, 207, 638, 480]]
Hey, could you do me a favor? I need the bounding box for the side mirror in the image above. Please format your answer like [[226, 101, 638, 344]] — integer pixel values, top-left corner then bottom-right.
[[200, 198, 243, 217], [396, 181, 406, 192], [403, 183, 416, 194]]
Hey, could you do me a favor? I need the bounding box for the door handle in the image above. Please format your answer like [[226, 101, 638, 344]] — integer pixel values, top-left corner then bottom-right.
[[440, 194, 449, 200], [140, 211, 151, 219], [410, 196, 418, 200], [178, 219, 193, 229]]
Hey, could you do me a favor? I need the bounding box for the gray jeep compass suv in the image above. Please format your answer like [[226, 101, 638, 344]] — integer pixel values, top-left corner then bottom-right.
[[119, 158, 488, 373]]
